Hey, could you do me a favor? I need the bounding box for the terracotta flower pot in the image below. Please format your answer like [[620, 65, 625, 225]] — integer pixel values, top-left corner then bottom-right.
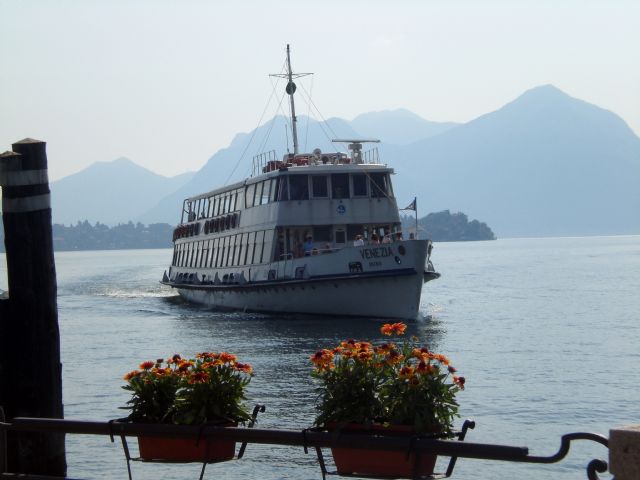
[[137, 435, 235, 462], [328, 423, 438, 477]]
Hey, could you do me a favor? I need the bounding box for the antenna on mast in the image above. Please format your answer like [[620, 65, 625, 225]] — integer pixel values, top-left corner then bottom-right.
[[270, 44, 312, 156]]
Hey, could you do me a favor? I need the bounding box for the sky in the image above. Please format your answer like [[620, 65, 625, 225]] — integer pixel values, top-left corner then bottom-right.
[[1, 0, 639, 181]]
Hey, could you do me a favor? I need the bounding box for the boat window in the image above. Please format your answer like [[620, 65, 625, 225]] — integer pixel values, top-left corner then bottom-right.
[[262, 231, 274, 265], [202, 241, 208, 268], [370, 173, 388, 198], [347, 224, 364, 242], [217, 237, 225, 268], [253, 181, 262, 207], [352, 174, 368, 197], [223, 235, 231, 267], [204, 240, 211, 268], [289, 175, 309, 200], [247, 231, 256, 264], [229, 192, 236, 212], [228, 235, 236, 266], [313, 225, 332, 242], [276, 176, 289, 201], [187, 243, 193, 268], [261, 180, 272, 205], [335, 230, 346, 244], [236, 234, 244, 266], [236, 233, 245, 265], [255, 230, 265, 263], [212, 238, 219, 267], [245, 184, 255, 208], [312, 175, 328, 198], [238, 189, 244, 209], [331, 174, 349, 199], [269, 178, 278, 202]]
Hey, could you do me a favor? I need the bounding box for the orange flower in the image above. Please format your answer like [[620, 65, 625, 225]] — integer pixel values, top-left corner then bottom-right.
[[139, 361, 155, 370], [196, 352, 218, 360], [340, 339, 358, 349], [412, 347, 430, 359], [453, 376, 466, 389], [311, 349, 334, 366], [381, 322, 407, 336], [375, 343, 394, 354], [188, 371, 210, 384], [380, 324, 394, 336], [399, 366, 415, 379], [356, 350, 373, 362], [218, 352, 237, 364], [123, 370, 140, 381], [385, 348, 404, 365], [234, 362, 253, 374], [167, 354, 182, 364], [416, 361, 429, 374], [435, 354, 450, 365], [178, 359, 194, 371]]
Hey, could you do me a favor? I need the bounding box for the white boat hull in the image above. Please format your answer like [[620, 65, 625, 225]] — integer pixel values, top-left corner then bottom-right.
[[165, 240, 437, 320], [176, 271, 423, 320]]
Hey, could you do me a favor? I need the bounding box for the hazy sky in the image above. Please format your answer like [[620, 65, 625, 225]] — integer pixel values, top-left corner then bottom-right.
[[1, 0, 638, 181]]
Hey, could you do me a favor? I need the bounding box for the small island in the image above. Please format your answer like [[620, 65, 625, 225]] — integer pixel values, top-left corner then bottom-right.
[[402, 210, 496, 242]]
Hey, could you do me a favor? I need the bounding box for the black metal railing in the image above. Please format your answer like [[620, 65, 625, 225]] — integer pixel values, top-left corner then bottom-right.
[[0, 410, 609, 480]]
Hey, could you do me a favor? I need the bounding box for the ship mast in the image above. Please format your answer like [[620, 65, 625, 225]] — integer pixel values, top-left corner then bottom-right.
[[271, 45, 311, 156], [286, 45, 299, 155]]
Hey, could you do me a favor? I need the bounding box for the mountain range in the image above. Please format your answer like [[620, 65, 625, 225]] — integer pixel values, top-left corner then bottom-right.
[[50, 158, 194, 225], [46, 85, 640, 237]]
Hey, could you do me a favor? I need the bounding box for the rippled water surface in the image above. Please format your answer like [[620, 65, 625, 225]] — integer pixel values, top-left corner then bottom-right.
[[1, 236, 638, 479]]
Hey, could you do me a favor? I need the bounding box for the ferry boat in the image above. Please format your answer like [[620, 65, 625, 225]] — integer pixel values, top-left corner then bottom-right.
[[161, 46, 440, 319]]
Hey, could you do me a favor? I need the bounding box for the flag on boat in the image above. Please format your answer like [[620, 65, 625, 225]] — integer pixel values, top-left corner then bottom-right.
[[403, 197, 417, 211]]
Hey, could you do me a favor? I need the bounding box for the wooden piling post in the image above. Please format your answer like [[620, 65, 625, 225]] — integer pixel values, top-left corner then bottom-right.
[[0, 140, 66, 476]]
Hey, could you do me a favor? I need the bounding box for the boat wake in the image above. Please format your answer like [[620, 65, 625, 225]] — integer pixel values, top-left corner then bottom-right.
[[96, 289, 178, 299]]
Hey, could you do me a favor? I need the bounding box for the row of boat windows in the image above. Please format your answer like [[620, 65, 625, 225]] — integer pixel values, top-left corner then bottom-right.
[[183, 173, 393, 222], [172, 230, 274, 269]]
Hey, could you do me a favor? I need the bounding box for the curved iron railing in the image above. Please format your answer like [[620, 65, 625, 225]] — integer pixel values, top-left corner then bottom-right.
[[0, 411, 610, 480]]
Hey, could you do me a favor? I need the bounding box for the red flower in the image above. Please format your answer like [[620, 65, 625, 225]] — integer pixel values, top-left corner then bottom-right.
[[139, 361, 155, 370]]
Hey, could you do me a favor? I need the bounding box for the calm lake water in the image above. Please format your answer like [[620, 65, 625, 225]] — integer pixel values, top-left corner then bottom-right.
[[1, 235, 638, 479]]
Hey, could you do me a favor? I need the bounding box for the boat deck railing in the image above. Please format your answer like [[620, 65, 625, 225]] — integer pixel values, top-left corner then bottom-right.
[[251, 147, 383, 177]]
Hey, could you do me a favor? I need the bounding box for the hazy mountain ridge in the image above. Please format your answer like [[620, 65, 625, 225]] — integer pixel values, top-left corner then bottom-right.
[[351, 109, 459, 144], [391, 85, 640, 236], [50, 157, 195, 225], [47, 85, 640, 237]]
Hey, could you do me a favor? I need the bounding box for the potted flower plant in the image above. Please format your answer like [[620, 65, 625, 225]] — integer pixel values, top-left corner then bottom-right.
[[310, 322, 466, 477], [121, 351, 253, 462]]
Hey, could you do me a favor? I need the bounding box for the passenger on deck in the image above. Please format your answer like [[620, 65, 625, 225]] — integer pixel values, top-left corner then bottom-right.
[[382, 229, 392, 243], [304, 235, 314, 256], [370, 233, 380, 245], [396, 232, 404, 241], [353, 234, 364, 246]]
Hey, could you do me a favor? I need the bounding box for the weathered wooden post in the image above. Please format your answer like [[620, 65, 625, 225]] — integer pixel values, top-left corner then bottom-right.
[[610, 425, 640, 480], [0, 140, 66, 475]]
